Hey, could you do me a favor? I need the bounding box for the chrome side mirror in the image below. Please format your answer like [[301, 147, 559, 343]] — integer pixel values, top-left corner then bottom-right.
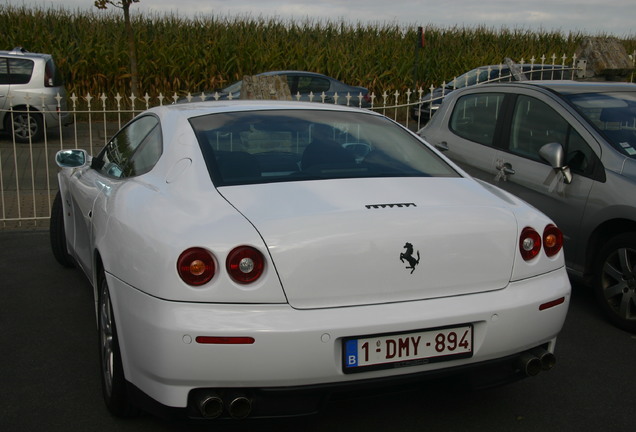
[[55, 149, 88, 168], [539, 142, 572, 184]]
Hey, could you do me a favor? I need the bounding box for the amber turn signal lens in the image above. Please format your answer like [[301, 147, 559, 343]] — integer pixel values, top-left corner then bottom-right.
[[543, 224, 563, 257], [177, 247, 216, 286]]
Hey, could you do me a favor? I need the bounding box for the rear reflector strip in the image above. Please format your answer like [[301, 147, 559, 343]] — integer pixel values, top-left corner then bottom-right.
[[539, 297, 565, 311], [195, 336, 255, 345]]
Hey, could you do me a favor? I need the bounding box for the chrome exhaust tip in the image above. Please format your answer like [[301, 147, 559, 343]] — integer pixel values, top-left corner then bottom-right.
[[197, 394, 224, 419], [518, 352, 542, 377], [229, 396, 252, 419], [531, 347, 556, 371]]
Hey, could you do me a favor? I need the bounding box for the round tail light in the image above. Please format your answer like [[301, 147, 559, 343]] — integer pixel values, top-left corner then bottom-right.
[[543, 224, 563, 257], [519, 227, 541, 261], [177, 247, 216, 286], [226, 246, 265, 284]]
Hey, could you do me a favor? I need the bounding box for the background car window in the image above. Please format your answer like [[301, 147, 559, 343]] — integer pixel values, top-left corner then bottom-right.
[[5, 58, 34, 84], [566, 128, 596, 175], [94, 115, 161, 178], [0, 58, 9, 85], [298, 77, 330, 93], [509, 95, 595, 175], [509, 96, 569, 161], [449, 93, 503, 146], [565, 91, 636, 158]]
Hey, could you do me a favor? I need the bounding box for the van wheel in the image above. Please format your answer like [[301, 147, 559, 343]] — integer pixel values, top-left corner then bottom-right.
[[9, 111, 44, 143], [50, 192, 74, 268], [98, 271, 138, 417], [593, 233, 636, 332]]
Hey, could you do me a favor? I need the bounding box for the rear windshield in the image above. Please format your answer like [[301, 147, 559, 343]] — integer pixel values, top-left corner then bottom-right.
[[189, 109, 458, 186], [564, 91, 636, 157]]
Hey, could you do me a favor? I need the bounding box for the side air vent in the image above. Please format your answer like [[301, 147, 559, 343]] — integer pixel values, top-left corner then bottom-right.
[[365, 203, 416, 209]]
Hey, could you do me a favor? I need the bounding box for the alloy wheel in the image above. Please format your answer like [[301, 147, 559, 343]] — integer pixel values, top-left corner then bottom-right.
[[99, 279, 115, 398], [600, 245, 636, 324]]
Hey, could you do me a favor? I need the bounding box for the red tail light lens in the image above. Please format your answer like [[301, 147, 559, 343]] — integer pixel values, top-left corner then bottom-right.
[[519, 227, 541, 261], [543, 224, 563, 257], [226, 246, 265, 284], [177, 247, 216, 286]]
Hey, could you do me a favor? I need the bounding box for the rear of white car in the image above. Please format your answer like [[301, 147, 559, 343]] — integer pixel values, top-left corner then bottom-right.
[[53, 102, 570, 420]]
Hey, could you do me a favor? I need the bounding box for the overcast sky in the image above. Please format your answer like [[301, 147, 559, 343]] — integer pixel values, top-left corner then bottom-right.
[[5, 0, 635, 37]]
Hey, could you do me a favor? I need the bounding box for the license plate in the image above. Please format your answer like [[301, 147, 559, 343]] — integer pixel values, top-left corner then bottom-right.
[[343, 324, 473, 373]]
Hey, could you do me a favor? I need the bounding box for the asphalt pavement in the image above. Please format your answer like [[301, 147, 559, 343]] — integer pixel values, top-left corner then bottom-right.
[[2, 229, 636, 432]]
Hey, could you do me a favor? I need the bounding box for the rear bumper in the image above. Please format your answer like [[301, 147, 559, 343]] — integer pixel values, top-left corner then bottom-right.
[[106, 267, 570, 417], [130, 343, 553, 420]]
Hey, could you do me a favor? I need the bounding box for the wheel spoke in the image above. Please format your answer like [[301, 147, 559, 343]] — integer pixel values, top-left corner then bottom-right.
[[603, 259, 624, 283], [604, 280, 629, 299], [616, 247, 634, 277], [618, 289, 636, 319]]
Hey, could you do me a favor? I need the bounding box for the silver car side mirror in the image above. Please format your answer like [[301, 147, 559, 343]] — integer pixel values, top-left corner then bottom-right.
[[55, 149, 88, 168], [539, 142, 572, 184]]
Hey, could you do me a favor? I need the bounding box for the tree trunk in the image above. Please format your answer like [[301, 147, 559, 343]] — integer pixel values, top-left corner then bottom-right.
[[123, 4, 139, 96]]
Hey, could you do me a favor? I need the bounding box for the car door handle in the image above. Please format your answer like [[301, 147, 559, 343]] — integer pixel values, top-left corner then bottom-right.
[[495, 161, 515, 182], [435, 141, 449, 152]]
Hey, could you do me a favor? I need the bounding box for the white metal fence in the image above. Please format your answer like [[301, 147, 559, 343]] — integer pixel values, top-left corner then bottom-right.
[[0, 54, 627, 229]]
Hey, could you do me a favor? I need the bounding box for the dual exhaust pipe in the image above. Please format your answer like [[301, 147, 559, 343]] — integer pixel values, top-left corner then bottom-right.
[[194, 348, 555, 418], [196, 392, 252, 419], [518, 347, 556, 377]]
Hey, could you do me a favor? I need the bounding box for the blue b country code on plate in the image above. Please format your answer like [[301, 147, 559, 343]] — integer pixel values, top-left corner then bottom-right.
[[343, 324, 473, 373]]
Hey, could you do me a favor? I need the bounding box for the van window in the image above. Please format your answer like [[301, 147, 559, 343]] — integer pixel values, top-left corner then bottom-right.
[[7, 58, 34, 84]]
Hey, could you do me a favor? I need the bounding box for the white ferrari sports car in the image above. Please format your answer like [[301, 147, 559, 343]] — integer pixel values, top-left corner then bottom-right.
[[51, 100, 570, 420]]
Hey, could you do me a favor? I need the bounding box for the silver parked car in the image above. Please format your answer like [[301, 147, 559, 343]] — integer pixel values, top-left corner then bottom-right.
[[419, 81, 636, 332], [0, 47, 70, 142], [411, 63, 575, 122]]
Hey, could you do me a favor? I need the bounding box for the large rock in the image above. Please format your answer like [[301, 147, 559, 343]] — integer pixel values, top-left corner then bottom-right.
[[576, 37, 634, 80], [241, 75, 292, 100]]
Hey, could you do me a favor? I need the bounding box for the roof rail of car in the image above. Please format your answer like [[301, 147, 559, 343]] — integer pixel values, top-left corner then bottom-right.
[[10, 46, 29, 54]]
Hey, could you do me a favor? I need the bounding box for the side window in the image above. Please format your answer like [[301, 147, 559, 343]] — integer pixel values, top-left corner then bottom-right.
[[509, 95, 595, 175], [93, 115, 162, 178], [8, 59, 34, 84], [299, 77, 330, 93], [0, 58, 9, 85], [509, 96, 569, 161], [565, 128, 595, 176], [449, 93, 504, 146]]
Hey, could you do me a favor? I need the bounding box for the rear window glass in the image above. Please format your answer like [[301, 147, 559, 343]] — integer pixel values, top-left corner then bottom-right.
[[189, 109, 458, 186]]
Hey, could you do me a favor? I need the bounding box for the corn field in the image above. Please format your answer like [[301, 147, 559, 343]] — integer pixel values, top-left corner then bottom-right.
[[1, 4, 635, 99]]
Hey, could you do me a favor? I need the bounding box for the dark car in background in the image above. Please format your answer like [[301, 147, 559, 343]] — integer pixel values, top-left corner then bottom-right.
[[419, 80, 636, 332], [411, 62, 576, 122], [188, 70, 372, 108]]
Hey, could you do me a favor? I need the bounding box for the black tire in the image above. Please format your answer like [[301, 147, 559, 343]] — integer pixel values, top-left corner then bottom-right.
[[593, 233, 636, 333], [50, 192, 74, 268], [9, 111, 44, 143], [98, 271, 138, 417]]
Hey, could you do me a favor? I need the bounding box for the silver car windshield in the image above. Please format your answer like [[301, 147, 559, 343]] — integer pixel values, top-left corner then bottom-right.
[[565, 91, 636, 158], [189, 109, 459, 186]]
